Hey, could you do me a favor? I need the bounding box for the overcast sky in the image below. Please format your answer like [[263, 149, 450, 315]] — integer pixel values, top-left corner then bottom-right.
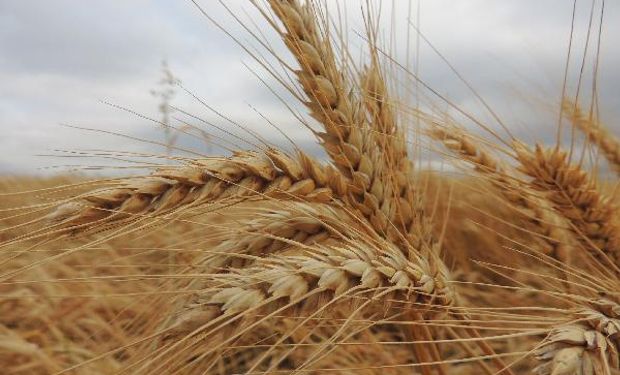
[[1, 0, 618, 175]]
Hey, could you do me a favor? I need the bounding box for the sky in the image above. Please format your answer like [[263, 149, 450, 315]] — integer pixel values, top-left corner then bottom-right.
[[1, 0, 618, 175]]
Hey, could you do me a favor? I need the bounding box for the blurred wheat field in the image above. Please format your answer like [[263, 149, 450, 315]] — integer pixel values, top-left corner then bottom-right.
[[1, 1, 619, 374]]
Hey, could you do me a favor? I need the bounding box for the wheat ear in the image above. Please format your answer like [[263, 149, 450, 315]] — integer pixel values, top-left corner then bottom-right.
[[161, 203, 358, 323], [514, 143, 620, 270], [563, 100, 620, 176], [161, 203, 453, 345], [46, 149, 348, 233], [432, 126, 574, 260], [151, 235, 452, 374], [266, 0, 362, 174], [266, 1, 417, 240], [201, 207, 333, 269], [534, 299, 620, 374], [359, 58, 438, 251], [164, 238, 453, 341]]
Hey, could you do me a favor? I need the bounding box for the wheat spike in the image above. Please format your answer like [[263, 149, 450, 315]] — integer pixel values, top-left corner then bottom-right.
[[266, 0, 362, 173], [163, 203, 360, 316], [45, 149, 347, 234], [266, 0, 422, 244], [210, 208, 331, 264], [148, 231, 452, 373], [163, 236, 453, 342], [534, 299, 620, 375], [432, 126, 574, 260], [514, 143, 620, 269], [563, 100, 620, 176], [359, 57, 438, 251]]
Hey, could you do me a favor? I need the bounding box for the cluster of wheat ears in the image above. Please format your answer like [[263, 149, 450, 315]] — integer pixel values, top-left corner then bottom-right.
[[1, 1, 619, 374]]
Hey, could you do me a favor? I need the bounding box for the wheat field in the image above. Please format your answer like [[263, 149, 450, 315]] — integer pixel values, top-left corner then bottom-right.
[[1, 1, 619, 374]]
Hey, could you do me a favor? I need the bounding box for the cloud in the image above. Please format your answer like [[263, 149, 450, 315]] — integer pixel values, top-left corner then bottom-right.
[[0, 0, 618, 175]]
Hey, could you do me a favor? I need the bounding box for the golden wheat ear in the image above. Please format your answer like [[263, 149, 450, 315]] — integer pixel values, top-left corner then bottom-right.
[[43, 149, 349, 236], [152, 203, 360, 337], [563, 100, 620, 176], [534, 299, 620, 375], [514, 142, 620, 272], [140, 228, 454, 373], [262, 1, 429, 249], [430, 124, 577, 263], [360, 54, 439, 250]]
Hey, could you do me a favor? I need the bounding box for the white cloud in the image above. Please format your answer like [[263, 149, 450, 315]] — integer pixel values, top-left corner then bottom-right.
[[0, 0, 618, 174]]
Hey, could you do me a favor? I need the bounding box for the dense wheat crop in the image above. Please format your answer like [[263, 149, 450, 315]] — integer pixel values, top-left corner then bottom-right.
[[1, 1, 619, 374]]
